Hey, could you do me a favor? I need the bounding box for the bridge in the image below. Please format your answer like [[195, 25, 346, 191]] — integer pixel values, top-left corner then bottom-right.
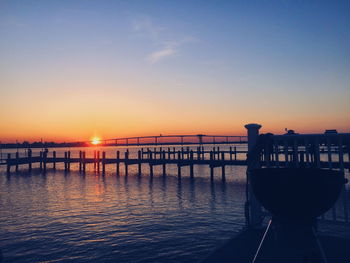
[[95, 134, 246, 146], [0, 134, 247, 149]]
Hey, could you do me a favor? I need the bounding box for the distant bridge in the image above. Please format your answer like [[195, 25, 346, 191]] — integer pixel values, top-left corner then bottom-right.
[[0, 134, 247, 150], [95, 134, 247, 146]]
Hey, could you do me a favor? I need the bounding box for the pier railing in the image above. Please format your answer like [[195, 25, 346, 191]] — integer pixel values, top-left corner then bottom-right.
[[245, 124, 350, 227]]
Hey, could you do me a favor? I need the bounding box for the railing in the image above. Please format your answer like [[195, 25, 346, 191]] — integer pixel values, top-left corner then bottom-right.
[[245, 124, 350, 227]]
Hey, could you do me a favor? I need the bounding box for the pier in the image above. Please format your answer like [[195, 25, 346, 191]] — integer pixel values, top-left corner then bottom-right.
[[4, 147, 247, 179], [3, 144, 350, 178]]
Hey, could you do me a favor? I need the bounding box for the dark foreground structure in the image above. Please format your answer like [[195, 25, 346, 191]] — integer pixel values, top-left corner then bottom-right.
[[203, 224, 350, 263], [204, 124, 350, 263]]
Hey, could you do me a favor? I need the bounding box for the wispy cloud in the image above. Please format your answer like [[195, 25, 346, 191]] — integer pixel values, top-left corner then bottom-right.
[[132, 16, 164, 39], [148, 46, 176, 64], [131, 16, 197, 64]]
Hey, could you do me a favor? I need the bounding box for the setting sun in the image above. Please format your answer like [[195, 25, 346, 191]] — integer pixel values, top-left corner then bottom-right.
[[91, 137, 101, 145]]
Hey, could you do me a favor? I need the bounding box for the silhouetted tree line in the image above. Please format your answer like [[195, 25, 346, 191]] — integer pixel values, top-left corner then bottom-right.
[[0, 141, 89, 149]]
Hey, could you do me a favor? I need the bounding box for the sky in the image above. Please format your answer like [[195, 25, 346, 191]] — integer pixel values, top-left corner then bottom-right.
[[1, 0, 349, 142]]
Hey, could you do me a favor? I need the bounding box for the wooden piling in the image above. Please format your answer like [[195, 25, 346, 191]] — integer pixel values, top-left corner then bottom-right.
[[28, 149, 32, 171], [102, 151, 106, 174], [79, 151, 82, 172], [150, 164, 153, 177], [53, 151, 56, 170], [96, 151, 100, 172], [177, 164, 181, 177], [116, 151, 120, 175], [64, 152, 67, 171], [15, 152, 19, 172], [40, 151, 43, 171], [94, 150, 97, 170], [221, 152, 225, 180], [210, 151, 214, 179], [43, 150, 47, 173], [68, 151, 71, 171], [138, 150, 142, 176], [124, 150, 128, 176], [82, 151, 86, 173], [162, 150, 166, 176], [190, 150, 194, 177], [7, 153, 11, 174]]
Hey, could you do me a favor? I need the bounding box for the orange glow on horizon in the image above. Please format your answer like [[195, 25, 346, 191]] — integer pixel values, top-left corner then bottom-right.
[[91, 136, 102, 145]]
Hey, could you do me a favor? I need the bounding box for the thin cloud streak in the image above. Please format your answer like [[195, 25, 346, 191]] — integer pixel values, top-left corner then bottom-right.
[[148, 46, 176, 63], [131, 15, 197, 64]]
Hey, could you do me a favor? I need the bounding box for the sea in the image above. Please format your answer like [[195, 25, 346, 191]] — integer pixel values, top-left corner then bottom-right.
[[0, 145, 248, 263]]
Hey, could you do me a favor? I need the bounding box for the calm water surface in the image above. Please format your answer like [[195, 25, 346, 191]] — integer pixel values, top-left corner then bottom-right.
[[0, 146, 247, 263]]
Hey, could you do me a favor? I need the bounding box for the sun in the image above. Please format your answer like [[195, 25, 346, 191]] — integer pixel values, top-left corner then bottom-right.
[[91, 136, 101, 145]]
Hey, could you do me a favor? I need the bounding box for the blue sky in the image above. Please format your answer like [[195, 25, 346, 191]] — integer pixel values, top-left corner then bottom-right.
[[1, 0, 349, 141]]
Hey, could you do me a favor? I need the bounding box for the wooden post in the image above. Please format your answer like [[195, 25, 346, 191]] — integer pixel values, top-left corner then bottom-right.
[[64, 152, 67, 171], [162, 150, 166, 176], [150, 164, 153, 177], [83, 151, 86, 173], [221, 152, 225, 180], [283, 140, 289, 167], [210, 151, 214, 179], [177, 150, 181, 177], [40, 151, 43, 171], [79, 151, 82, 172], [168, 147, 171, 159], [314, 138, 321, 168], [43, 150, 47, 173], [53, 151, 56, 170], [245, 123, 263, 227], [102, 151, 106, 174], [124, 150, 128, 176], [190, 150, 194, 178], [293, 139, 298, 168], [15, 152, 19, 172], [68, 151, 71, 171], [229, 147, 232, 161], [7, 153, 11, 174], [181, 147, 184, 159], [326, 137, 332, 169], [94, 150, 96, 170], [96, 151, 100, 172], [28, 149, 32, 172], [116, 151, 120, 175], [138, 150, 142, 176], [177, 164, 181, 178], [304, 139, 310, 168], [234, 146, 237, 161]]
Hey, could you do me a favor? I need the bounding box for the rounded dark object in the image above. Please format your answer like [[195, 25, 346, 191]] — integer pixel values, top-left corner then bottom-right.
[[250, 168, 346, 223]]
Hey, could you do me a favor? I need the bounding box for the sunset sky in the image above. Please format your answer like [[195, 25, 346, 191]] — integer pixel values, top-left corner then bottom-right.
[[1, 0, 349, 142]]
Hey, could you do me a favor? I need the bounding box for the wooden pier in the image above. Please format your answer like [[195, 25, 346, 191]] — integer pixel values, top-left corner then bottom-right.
[[4, 147, 248, 179], [3, 144, 349, 179]]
